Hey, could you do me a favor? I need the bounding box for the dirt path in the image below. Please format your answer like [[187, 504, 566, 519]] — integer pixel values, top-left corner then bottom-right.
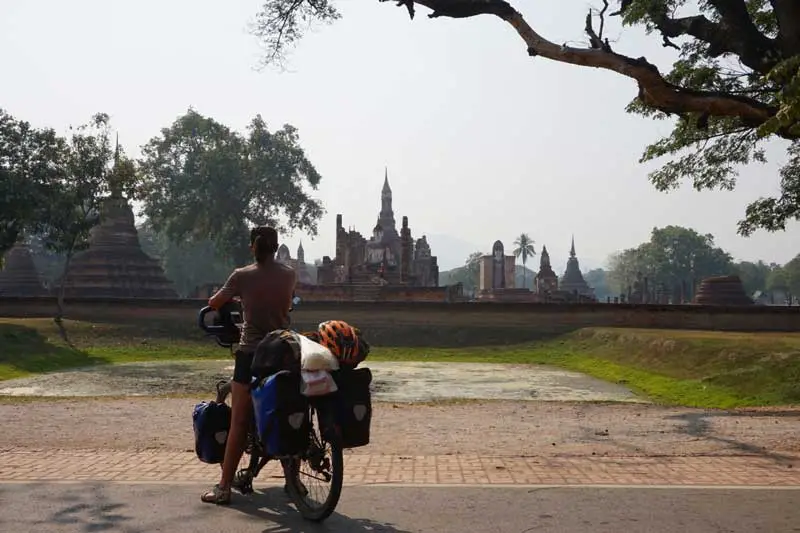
[[1, 398, 798, 458]]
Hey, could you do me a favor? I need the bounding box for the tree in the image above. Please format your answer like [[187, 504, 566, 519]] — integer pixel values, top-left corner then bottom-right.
[[584, 268, 612, 301], [138, 221, 236, 297], [251, 1, 800, 235], [607, 225, 734, 301], [770, 253, 800, 298], [36, 113, 123, 317], [607, 248, 650, 294], [512, 233, 536, 289], [0, 109, 65, 254], [440, 251, 484, 294], [464, 251, 483, 289], [733, 259, 774, 294], [139, 110, 324, 266]]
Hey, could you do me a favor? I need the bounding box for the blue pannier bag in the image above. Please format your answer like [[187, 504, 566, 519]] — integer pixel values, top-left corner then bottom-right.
[[192, 400, 231, 464], [251, 370, 310, 457]]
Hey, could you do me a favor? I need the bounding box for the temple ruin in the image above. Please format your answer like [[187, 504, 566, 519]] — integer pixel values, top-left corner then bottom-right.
[[559, 236, 594, 299], [57, 142, 177, 299], [0, 241, 46, 297], [532, 237, 595, 302], [693, 275, 753, 306], [276, 242, 315, 284], [317, 169, 439, 287]]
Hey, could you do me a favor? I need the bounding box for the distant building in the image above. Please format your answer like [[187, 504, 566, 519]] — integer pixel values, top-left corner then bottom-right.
[[317, 168, 439, 287]]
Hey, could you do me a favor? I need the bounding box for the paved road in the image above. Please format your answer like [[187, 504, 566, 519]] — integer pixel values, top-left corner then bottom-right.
[[1, 483, 798, 532]]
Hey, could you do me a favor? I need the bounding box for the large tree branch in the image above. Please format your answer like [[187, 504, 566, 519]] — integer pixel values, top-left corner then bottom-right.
[[612, 0, 780, 74], [653, 14, 778, 74], [396, 0, 794, 137], [770, 0, 800, 56]]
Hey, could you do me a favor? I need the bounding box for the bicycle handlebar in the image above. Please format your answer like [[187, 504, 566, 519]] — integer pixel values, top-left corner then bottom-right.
[[198, 295, 301, 349], [197, 306, 224, 335]]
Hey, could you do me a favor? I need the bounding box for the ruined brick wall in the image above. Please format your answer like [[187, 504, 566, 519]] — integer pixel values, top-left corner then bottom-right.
[[293, 284, 453, 302], [2, 296, 798, 346]]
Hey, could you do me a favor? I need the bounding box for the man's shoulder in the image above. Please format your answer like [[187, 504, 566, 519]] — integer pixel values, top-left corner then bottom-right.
[[235, 264, 259, 275], [273, 262, 295, 273]]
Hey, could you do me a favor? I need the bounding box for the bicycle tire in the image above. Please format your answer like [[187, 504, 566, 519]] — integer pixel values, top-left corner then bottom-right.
[[284, 414, 344, 522]]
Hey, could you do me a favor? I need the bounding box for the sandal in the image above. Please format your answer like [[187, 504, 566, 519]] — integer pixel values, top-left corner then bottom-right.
[[201, 484, 231, 505]]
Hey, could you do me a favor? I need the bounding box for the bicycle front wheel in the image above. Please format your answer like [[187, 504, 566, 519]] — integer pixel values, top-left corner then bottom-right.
[[283, 407, 343, 522]]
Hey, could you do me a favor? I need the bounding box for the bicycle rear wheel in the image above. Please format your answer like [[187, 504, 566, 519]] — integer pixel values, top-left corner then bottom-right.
[[283, 406, 343, 522]]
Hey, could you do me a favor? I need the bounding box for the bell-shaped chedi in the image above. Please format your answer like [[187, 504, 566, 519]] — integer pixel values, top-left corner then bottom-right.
[[58, 141, 177, 299], [0, 241, 46, 296], [559, 236, 594, 299], [58, 196, 178, 299], [692, 275, 753, 306]]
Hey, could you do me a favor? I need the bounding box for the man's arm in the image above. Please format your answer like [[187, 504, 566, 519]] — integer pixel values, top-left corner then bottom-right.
[[209, 270, 239, 310]]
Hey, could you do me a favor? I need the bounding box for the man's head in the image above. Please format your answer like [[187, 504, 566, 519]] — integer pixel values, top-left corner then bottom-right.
[[250, 226, 279, 264]]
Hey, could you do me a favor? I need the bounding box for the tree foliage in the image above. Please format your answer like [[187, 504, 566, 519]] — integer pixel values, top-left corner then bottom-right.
[[733, 259, 775, 294], [513, 233, 536, 289], [606, 225, 734, 297], [36, 114, 126, 315], [0, 109, 66, 254], [137, 222, 236, 298], [250, 0, 800, 234], [584, 267, 612, 301], [138, 109, 324, 266], [766, 253, 800, 297]]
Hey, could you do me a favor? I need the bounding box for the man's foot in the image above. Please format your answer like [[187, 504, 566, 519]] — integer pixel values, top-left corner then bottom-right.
[[201, 484, 231, 505]]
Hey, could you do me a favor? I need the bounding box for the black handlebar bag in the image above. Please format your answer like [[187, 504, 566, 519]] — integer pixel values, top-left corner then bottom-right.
[[251, 330, 302, 379]]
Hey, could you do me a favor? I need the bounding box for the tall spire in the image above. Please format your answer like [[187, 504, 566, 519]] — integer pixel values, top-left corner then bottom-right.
[[570, 235, 576, 257], [382, 166, 391, 194], [379, 166, 396, 233]]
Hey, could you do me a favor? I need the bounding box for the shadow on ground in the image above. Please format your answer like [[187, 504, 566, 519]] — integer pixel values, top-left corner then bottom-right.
[[666, 411, 799, 465], [0, 483, 411, 533], [0, 323, 104, 376], [229, 486, 413, 533]]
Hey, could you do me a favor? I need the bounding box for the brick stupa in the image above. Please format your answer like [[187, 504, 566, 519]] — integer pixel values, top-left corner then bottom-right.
[[0, 241, 46, 296], [58, 195, 177, 299], [692, 275, 753, 306], [58, 141, 177, 299]]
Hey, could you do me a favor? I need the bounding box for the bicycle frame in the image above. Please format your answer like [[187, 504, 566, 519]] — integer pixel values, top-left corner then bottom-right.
[[214, 378, 339, 494]]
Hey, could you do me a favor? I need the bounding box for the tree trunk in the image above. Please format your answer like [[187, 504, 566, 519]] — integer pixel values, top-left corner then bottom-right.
[[522, 259, 527, 289], [56, 249, 74, 323]]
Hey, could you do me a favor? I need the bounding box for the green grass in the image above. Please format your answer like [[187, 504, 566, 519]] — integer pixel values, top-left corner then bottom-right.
[[2, 318, 800, 409]]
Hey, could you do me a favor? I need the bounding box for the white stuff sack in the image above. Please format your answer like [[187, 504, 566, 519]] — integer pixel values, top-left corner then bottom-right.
[[300, 370, 338, 397], [298, 333, 340, 372]]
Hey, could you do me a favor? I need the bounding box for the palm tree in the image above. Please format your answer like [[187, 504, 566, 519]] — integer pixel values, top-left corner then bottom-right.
[[513, 233, 536, 289]]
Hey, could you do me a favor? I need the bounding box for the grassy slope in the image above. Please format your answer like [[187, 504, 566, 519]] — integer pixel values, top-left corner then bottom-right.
[[1, 318, 799, 408]]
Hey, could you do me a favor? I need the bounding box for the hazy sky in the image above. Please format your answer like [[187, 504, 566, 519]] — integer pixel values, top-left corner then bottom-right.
[[2, 0, 797, 272]]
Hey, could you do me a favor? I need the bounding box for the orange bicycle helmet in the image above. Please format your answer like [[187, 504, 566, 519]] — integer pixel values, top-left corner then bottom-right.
[[316, 320, 363, 366]]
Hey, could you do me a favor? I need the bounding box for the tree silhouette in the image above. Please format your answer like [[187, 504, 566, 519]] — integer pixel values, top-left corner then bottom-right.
[[513, 233, 536, 289]]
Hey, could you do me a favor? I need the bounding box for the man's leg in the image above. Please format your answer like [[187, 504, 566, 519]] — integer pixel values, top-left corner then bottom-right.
[[219, 381, 254, 488], [202, 351, 254, 504]]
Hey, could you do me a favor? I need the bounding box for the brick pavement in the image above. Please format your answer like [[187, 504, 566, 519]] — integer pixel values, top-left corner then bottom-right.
[[1, 448, 799, 486]]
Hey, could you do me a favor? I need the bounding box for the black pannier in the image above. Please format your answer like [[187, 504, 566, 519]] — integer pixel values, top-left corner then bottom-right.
[[332, 367, 373, 449]]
